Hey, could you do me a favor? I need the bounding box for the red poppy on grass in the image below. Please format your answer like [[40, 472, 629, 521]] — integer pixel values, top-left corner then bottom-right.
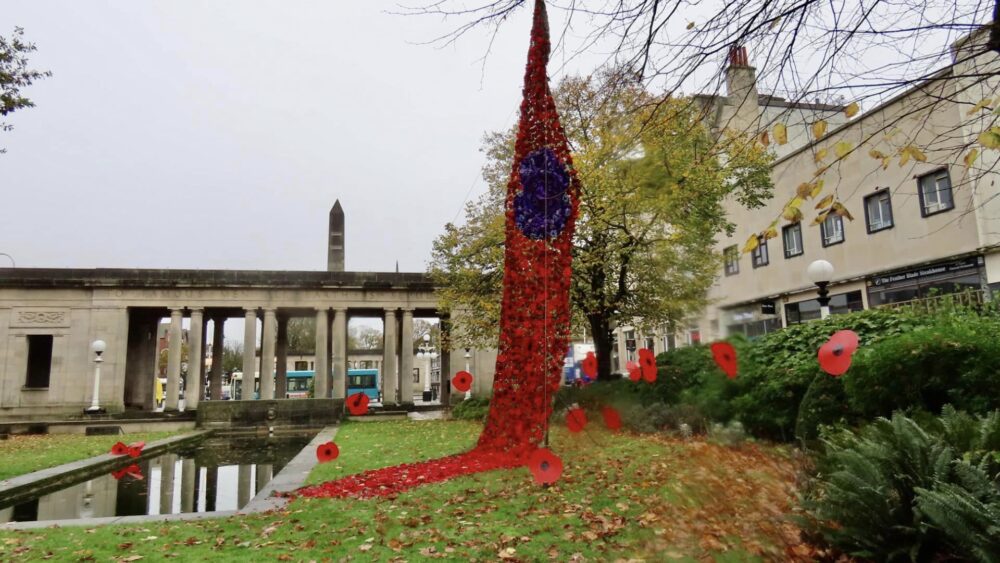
[[581, 352, 598, 379], [527, 448, 563, 485], [110, 442, 129, 456], [346, 392, 370, 416], [602, 406, 622, 431], [452, 371, 473, 392], [566, 407, 586, 433], [316, 441, 339, 463], [711, 342, 739, 379], [626, 361, 642, 382], [818, 329, 860, 377], [638, 348, 657, 382]]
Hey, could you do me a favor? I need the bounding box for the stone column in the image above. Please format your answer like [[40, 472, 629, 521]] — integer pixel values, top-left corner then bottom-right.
[[242, 309, 258, 399], [331, 308, 347, 399], [185, 308, 204, 410], [255, 464, 272, 495], [237, 464, 251, 508], [209, 316, 225, 400], [205, 466, 218, 512], [275, 313, 288, 399], [399, 309, 414, 405], [382, 308, 398, 406], [158, 454, 175, 515], [165, 308, 184, 411], [314, 308, 329, 398], [259, 308, 277, 400], [180, 458, 196, 513], [439, 317, 451, 405]]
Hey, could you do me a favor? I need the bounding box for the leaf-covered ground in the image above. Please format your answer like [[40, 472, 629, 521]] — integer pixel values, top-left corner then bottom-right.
[[0, 420, 821, 561], [0, 431, 184, 482]]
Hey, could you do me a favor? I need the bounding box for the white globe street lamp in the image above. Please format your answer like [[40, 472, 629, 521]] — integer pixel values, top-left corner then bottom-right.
[[85, 339, 107, 414], [807, 260, 836, 319]]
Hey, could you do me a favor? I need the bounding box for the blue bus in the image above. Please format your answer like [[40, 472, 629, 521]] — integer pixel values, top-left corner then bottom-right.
[[231, 369, 379, 400]]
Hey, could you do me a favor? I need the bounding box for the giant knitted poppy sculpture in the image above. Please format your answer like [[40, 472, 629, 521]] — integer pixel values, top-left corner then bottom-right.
[[297, 0, 579, 500]]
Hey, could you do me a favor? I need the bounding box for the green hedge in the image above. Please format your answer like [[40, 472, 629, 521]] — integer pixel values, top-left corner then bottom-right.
[[649, 306, 1000, 441]]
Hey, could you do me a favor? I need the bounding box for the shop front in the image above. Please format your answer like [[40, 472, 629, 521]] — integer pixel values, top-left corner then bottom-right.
[[867, 255, 986, 307], [722, 303, 782, 339]]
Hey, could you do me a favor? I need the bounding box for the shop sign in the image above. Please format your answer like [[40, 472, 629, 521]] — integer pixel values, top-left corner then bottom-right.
[[870, 256, 982, 287]]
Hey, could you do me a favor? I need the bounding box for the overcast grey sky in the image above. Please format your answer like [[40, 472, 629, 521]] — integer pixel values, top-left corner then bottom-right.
[[2, 1, 609, 273]]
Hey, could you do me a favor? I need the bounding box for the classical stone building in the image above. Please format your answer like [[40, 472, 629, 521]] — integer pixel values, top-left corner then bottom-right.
[[0, 202, 496, 419]]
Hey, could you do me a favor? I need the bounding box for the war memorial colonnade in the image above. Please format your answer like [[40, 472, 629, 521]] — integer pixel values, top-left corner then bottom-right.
[[0, 268, 496, 420]]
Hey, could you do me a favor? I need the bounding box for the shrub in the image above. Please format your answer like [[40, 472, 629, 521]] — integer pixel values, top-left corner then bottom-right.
[[844, 315, 1000, 419], [794, 373, 853, 443], [451, 397, 490, 421], [656, 343, 740, 423], [801, 407, 1000, 561]]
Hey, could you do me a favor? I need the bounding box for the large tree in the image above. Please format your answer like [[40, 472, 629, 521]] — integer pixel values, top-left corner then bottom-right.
[[430, 70, 772, 378], [1, 27, 51, 153]]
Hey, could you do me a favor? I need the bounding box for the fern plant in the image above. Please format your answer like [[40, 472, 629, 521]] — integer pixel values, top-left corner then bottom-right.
[[801, 407, 1000, 562]]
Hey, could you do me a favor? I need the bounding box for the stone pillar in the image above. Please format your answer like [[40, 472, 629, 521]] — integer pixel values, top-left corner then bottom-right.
[[439, 317, 451, 405], [399, 309, 414, 405], [331, 308, 347, 399], [180, 459, 196, 513], [275, 314, 288, 399], [382, 308, 398, 406], [185, 308, 204, 410], [205, 466, 218, 512], [255, 464, 272, 495], [209, 316, 225, 400], [237, 464, 251, 508], [242, 309, 258, 399], [259, 308, 277, 400], [314, 309, 329, 398], [158, 454, 175, 515], [165, 308, 184, 411]]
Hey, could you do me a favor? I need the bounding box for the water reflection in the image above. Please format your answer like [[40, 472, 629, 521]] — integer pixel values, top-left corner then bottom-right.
[[0, 436, 309, 523]]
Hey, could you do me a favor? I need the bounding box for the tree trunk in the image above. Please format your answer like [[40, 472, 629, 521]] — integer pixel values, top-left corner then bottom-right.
[[589, 315, 615, 381]]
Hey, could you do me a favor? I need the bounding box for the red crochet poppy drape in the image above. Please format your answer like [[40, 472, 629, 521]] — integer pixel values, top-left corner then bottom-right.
[[297, 0, 578, 499]]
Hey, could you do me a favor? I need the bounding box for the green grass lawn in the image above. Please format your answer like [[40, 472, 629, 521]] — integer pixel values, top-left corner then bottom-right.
[[0, 420, 815, 561], [0, 431, 184, 482]]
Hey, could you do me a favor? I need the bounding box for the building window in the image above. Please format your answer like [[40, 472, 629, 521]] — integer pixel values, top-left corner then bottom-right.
[[785, 291, 864, 324], [624, 330, 636, 361], [918, 169, 954, 216], [782, 223, 803, 258], [25, 335, 54, 388], [644, 337, 655, 351], [294, 360, 308, 371], [864, 190, 894, 233], [751, 236, 769, 268], [723, 245, 739, 276], [821, 213, 845, 246]]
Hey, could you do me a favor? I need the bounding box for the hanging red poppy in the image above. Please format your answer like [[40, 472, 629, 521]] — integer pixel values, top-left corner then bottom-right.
[[452, 370, 473, 392], [626, 361, 642, 382], [127, 441, 145, 458], [346, 392, 370, 416], [110, 442, 129, 456], [527, 448, 563, 485], [638, 348, 657, 382], [711, 342, 739, 379], [818, 329, 860, 377], [316, 441, 339, 463], [602, 406, 622, 431], [581, 351, 598, 379], [566, 407, 587, 433]]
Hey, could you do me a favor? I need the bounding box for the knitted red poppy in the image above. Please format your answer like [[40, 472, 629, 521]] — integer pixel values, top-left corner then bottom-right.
[[818, 329, 860, 376], [566, 407, 587, 433], [528, 448, 563, 485], [638, 348, 657, 382], [711, 342, 739, 379], [602, 406, 622, 431], [451, 371, 473, 392], [316, 441, 339, 463], [346, 392, 370, 416]]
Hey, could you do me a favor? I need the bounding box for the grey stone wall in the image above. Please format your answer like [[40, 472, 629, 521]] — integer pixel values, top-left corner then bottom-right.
[[196, 399, 343, 430]]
